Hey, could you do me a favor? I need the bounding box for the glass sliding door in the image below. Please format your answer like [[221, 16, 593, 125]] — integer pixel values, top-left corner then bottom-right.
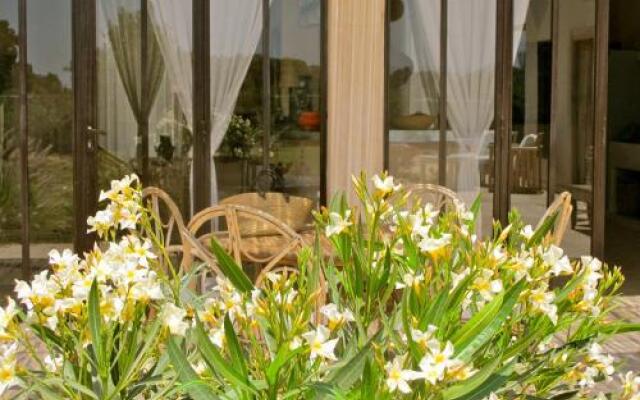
[[549, 0, 595, 257], [0, 0, 21, 296], [387, 0, 442, 187], [26, 0, 74, 265], [214, 0, 324, 206], [96, 0, 193, 216], [386, 0, 498, 238], [508, 0, 552, 229], [605, 0, 640, 284]]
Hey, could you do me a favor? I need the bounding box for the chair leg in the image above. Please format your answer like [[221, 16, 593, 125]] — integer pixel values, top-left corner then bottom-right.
[[571, 199, 578, 229]]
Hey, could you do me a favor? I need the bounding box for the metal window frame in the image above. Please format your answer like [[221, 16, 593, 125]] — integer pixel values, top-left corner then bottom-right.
[[383, 0, 609, 252]]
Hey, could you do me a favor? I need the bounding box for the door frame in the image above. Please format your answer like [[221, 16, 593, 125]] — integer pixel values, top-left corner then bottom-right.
[[72, 0, 98, 253]]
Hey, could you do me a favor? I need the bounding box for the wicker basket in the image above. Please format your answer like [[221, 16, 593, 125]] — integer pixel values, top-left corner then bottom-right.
[[219, 192, 314, 235]]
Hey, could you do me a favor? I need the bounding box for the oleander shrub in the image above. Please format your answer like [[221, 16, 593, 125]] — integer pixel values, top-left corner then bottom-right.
[[1, 172, 639, 400]]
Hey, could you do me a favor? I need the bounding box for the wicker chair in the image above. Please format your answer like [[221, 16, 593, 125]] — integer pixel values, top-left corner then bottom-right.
[[142, 187, 191, 271], [185, 204, 324, 298], [219, 192, 314, 234], [404, 183, 462, 212], [536, 191, 573, 246]]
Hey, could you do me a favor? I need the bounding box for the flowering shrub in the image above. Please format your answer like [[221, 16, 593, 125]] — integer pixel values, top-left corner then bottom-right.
[[0, 172, 639, 399], [0, 175, 182, 399]]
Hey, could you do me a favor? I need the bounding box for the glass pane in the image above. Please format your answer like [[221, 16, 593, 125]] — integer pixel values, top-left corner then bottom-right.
[[269, 0, 322, 203], [509, 0, 552, 231], [606, 1, 640, 276], [0, 0, 21, 296], [27, 0, 74, 264], [387, 0, 441, 186], [552, 0, 595, 257], [447, 0, 496, 238], [97, 0, 193, 216], [218, 0, 323, 209]]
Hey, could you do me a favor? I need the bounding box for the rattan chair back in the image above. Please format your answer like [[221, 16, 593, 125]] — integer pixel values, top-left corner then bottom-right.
[[536, 191, 573, 246], [405, 183, 462, 212]]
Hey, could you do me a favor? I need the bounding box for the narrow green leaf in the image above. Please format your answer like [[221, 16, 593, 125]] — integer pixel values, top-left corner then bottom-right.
[[224, 314, 248, 379], [455, 280, 526, 361], [88, 279, 106, 379], [325, 331, 380, 390], [194, 320, 257, 394], [167, 336, 219, 400], [601, 322, 640, 334], [442, 356, 501, 400], [451, 293, 502, 349], [210, 238, 254, 293], [266, 346, 304, 386], [455, 361, 515, 400], [529, 211, 558, 246]]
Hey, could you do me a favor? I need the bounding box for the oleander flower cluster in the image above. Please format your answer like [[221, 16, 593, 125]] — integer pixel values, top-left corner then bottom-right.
[[0, 174, 178, 399]]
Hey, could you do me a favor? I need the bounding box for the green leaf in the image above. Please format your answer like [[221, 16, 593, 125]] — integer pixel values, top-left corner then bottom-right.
[[224, 314, 249, 379], [266, 345, 304, 387], [454, 280, 526, 361], [324, 331, 380, 392], [442, 356, 501, 400], [210, 238, 254, 293], [167, 336, 219, 400], [194, 320, 257, 394], [88, 279, 107, 380], [529, 211, 558, 246], [454, 361, 515, 400], [601, 322, 640, 334]]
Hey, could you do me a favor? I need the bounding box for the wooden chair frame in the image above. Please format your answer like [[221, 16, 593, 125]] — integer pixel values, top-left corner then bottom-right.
[[142, 187, 190, 270], [536, 191, 573, 246], [185, 204, 325, 298], [404, 183, 462, 211]]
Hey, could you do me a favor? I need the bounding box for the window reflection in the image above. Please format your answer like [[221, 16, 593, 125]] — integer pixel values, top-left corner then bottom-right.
[[218, 0, 323, 206], [0, 0, 21, 295]]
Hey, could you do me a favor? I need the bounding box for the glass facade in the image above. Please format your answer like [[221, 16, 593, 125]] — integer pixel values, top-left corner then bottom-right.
[[1, 0, 635, 288], [218, 0, 323, 204], [27, 0, 74, 255], [0, 0, 20, 295]]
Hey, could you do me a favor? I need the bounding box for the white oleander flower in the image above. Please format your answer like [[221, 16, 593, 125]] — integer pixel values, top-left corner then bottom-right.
[[302, 325, 338, 361], [99, 174, 139, 202], [373, 174, 402, 195], [87, 208, 115, 237], [289, 336, 302, 350], [521, 225, 535, 240], [510, 253, 534, 281], [0, 343, 18, 396], [418, 340, 455, 384], [528, 284, 557, 325], [543, 245, 573, 276], [446, 359, 477, 381], [472, 269, 503, 303], [408, 325, 437, 350], [325, 210, 352, 237], [620, 371, 640, 399], [209, 327, 225, 349], [161, 303, 190, 336], [418, 234, 451, 256], [44, 354, 63, 372], [385, 355, 422, 394], [14, 270, 58, 311], [48, 249, 80, 270], [587, 343, 615, 377], [395, 272, 425, 291], [0, 298, 18, 340], [319, 303, 355, 330]]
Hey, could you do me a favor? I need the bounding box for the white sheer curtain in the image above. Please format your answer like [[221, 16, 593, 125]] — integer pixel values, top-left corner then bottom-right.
[[208, 1, 264, 203], [406, 0, 529, 207], [149, 0, 264, 206]]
